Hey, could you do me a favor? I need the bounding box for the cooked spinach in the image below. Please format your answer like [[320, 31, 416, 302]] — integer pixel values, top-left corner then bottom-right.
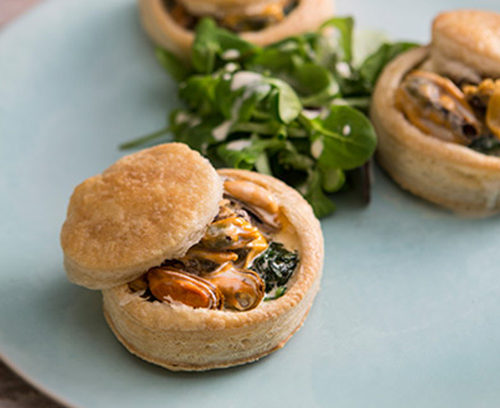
[[470, 136, 500, 156], [122, 17, 417, 216], [250, 242, 299, 292], [264, 286, 287, 301]]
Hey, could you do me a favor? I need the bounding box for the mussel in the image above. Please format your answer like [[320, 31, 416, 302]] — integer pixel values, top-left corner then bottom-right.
[[396, 70, 482, 145], [147, 267, 223, 310], [463, 79, 500, 114], [183, 246, 239, 264], [202, 215, 266, 250], [224, 180, 281, 230], [201, 214, 268, 267], [486, 83, 500, 140], [203, 262, 265, 311]]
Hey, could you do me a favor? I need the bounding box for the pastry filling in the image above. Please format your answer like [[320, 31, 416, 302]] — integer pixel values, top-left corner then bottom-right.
[[396, 70, 500, 156], [128, 179, 299, 311], [166, 0, 298, 32]]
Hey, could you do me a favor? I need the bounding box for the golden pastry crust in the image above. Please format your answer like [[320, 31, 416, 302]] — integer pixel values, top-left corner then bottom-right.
[[137, 0, 334, 58], [431, 10, 500, 81], [371, 46, 500, 215], [61, 143, 223, 289], [102, 169, 324, 371]]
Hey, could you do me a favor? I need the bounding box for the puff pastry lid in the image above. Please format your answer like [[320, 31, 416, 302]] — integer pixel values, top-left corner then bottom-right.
[[431, 10, 500, 79], [60, 143, 223, 289]]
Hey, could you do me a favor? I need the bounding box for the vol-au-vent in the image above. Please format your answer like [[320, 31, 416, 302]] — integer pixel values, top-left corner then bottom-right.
[[371, 10, 500, 216], [138, 0, 334, 57], [60, 143, 323, 371]]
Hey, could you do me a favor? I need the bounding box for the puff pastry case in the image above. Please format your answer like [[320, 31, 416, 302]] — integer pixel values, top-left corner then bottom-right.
[[371, 10, 500, 216], [61, 143, 323, 370]]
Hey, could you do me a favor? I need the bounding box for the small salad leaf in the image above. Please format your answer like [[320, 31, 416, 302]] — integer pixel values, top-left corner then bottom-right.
[[300, 105, 377, 169], [191, 18, 258, 74], [321, 17, 354, 62], [303, 169, 336, 217], [320, 167, 346, 193], [359, 42, 418, 89], [217, 137, 285, 169], [293, 63, 334, 95], [191, 18, 219, 73], [171, 114, 221, 152], [267, 78, 302, 124], [179, 75, 219, 115]]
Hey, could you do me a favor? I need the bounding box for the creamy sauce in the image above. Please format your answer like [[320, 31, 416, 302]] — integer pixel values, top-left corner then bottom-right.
[[302, 109, 321, 119], [226, 140, 252, 151], [222, 49, 241, 60], [310, 138, 324, 159], [273, 217, 300, 252], [231, 71, 263, 91], [128, 180, 300, 311], [225, 62, 238, 72], [212, 120, 233, 141]]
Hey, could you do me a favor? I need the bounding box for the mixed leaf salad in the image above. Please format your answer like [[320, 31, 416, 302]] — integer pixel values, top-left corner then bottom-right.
[[122, 17, 416, 217]]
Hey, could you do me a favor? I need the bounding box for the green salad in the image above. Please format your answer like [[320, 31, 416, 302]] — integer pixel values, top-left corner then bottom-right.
[[122, 17, 416, 217]]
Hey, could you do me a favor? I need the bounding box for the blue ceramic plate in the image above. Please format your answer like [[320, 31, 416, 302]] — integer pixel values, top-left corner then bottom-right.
[[1, 0, 500, 407]]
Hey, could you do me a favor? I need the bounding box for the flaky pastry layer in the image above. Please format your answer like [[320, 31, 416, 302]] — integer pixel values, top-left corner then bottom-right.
[[431, 10, 500, 81], [61, 143, 223, 289]]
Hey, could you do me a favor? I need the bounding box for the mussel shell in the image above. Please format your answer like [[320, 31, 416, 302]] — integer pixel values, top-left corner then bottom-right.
[[204, 263, 265, 311], [147, 267, 223, 310], [396, 70, 481, 145]]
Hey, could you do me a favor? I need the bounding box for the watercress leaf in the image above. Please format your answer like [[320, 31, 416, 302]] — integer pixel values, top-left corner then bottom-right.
[[300, 105, 376, 169], [237, 83, 272, 122], [215, 30, 258, 56], [360, 42, 419, 89], [179, 74, 219, 115], [172, 116, 221, 152], [247, 47, 294, 74], [191, 18, 258, 74], [217, 137, 285, 169], [334, 65, 370, 97], [254, 152, 272, 174], [320, 16, 354, 62], [214, 76, 238, 119], [331, 96, 371, 111], [303, 170, 336, 217], [169, 109, 200, 134], [266, 78, 302, 124], [320, 167, 346, 192], [191, 18, 219, 73], [155, 48, 190, 81], [278, 146, 314, 171], [301, 80, 340, 107], [352, 29, 389, 67], [293, 63, 333, 95]]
